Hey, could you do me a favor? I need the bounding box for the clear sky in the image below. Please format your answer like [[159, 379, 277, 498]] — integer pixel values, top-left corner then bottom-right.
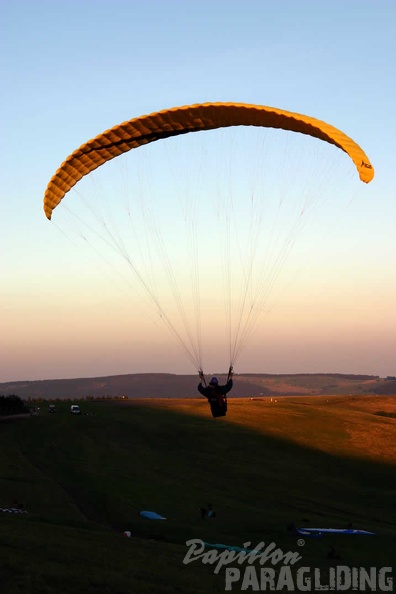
[[2, 0, 395, 381]]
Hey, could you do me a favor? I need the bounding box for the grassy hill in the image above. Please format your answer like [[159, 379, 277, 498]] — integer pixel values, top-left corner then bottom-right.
[[0, 396, 395, 593], [1, 372, 393, 401]]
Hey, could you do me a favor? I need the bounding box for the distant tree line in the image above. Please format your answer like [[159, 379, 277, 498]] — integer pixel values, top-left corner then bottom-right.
[[239, 373, 380, 380], [25, 395, 129, 404], [0, 395, 30, 416]]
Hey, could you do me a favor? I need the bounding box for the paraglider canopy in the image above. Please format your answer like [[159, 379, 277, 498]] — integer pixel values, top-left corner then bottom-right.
[[43, 102, 374, 374], [43, 102, 374, 220]]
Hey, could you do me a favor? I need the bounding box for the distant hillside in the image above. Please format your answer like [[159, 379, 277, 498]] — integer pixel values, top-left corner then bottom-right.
[[1, 372, 394, 401], [373, 379, 396, 394]]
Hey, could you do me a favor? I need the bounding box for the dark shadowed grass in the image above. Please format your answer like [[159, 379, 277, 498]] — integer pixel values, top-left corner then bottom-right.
[[0, 396, 395, 593]]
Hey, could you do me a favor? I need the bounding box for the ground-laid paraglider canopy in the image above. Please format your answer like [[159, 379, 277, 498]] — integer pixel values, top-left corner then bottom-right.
[[296, 527, 375, 536], [139, 511, 166, 520]]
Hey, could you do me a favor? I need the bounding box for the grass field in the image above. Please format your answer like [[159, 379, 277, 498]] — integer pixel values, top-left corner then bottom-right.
[[1, 395, 395, 593]]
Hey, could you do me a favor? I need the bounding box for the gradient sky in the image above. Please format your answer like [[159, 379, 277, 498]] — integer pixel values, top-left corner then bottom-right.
[[2, 0, 395, 381]]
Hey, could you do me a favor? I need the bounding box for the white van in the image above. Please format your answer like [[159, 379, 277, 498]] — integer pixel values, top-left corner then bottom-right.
[[70, 404, 81, 415]]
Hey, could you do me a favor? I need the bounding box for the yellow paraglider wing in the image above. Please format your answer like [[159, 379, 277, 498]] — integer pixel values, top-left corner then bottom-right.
[[43, 102, 374, 219]]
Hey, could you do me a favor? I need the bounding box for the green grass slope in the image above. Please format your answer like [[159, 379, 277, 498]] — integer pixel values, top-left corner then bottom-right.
[[0, 397, 395, 593]]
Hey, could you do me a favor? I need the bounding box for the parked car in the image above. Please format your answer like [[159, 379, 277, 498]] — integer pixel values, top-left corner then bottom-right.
[[70, 405, 81, 415]]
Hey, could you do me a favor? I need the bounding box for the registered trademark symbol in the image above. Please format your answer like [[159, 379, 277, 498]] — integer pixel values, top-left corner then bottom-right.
[[297, 539, 305, 546]]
